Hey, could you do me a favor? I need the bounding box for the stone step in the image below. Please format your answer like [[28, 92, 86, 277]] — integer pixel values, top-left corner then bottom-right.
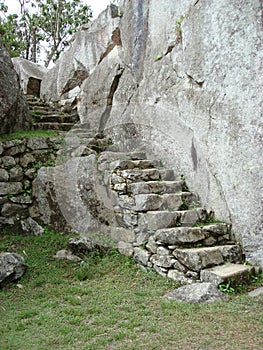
[[159, 169, 175, 181], [109, 159, 162, 171], [115, 168, 161, 182], [27, 101, 51, 108], [119, 190, 197, 212], [161, 192, 199, 210], [154, 222, 230, 245], [138, 208, 209, 231], [33, 122, 75, 131], [200, 263, 255, 286], [98, 151, 149, 172], [32, 114, 79, 123], [30, 106, 57, 113], [173, 245, 242, 272], [128, 180, 183, 195]]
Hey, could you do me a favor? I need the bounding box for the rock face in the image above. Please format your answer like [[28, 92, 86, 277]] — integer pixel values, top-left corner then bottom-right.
[[40, 4, 121, 104], [40, 0, 263, 267], [12, 58, 48, 97], [0, 38, 29, 134], [0, 252, 27, 286]]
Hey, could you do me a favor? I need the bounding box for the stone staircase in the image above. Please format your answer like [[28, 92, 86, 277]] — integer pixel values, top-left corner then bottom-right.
[[28, 118, 256, 287], [95, 149, 256, 286], [27, 95, 79, 131]]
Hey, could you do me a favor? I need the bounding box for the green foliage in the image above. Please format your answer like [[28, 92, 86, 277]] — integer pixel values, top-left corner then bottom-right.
[[251, 272, 263, 286], [0, 0, 92, 66], [0, 130, 59, 141], [219, 282, 235, 295]]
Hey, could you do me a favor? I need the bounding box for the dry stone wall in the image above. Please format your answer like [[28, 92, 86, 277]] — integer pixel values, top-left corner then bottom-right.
[[0, 136, 63, 233]]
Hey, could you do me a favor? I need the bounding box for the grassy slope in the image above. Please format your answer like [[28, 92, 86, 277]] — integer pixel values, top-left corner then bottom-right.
[[0, 230, 262, 350], [0, 130, 59, 142]]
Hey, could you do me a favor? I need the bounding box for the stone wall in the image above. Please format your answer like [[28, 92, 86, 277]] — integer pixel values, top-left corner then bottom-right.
[[0, 136, 62, 233]]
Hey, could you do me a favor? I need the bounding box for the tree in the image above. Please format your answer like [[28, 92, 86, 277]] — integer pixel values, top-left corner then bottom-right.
[[0, 0, 92, 66]]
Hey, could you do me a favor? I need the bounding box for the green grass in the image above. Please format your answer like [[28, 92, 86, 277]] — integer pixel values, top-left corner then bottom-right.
[[0, 130, 60, 142], [0, 230, 262, 350]]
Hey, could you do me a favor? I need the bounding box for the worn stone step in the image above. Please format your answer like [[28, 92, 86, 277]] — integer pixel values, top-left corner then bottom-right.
[[27, 101, 51, 108], [154, 222, 230, 245], [159, 169, 175, 181], [115, 168, 161, 182], [138, 208, 209, 231], [109, 159, 162, 171], [98, 151, 147, 163], [33, 122, 75, 131], [200, 263, 255, 286], [134, 193, 162, 211], [173, 245, 242, 272], [154, 226, 205, 244], [160, 192, 199, 210], [30, 106, 57, 113], [128, 180, 183, 195], [133, 192, 199, 212], [32, 114, 79, 123]]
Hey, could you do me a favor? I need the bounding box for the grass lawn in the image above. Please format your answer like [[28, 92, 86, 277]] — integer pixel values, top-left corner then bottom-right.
[[0, 130, 60, 142], [0, 230, 262, 350]]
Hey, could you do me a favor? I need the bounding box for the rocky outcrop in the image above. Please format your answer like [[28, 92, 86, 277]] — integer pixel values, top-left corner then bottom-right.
[[40, 0, 263, 267], [0, 38, 30, 134], [40, 4, 122, 103], [12, 58, 47, 97]]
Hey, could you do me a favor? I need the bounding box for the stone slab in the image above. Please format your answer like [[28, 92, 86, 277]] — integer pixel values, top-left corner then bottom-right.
[[0, 182, 22, 195], [155, 227, 205, 245], [173, 246, 225, 272], [200, 263, 255, 285]]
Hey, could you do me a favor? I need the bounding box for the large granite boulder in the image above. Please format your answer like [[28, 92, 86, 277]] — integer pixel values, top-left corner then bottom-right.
[[0, 38, 30, 134], [12, 57, 47, 97], [40, 0, 263, 267]]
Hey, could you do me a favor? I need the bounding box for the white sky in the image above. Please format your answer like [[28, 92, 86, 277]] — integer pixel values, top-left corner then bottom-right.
[[4, 0, 111, 19]]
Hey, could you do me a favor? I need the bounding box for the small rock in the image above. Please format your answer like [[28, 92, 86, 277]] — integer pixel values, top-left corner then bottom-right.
[[68, 236, 106, 256], [27, 137, 48, 150], [248, 287, 263, 298], [2, 156, 16, 168], [20, 153, 36, 167], [1, 203, 27, 217], [0, 252, 27, 286], [146, 236, 158, 254], [10, 196, 32, 204], [0, 182, 22, 196], [9, 166, 24, 181], [54, 249, 82, 262], [0, 169, 9, 181], [25, 168, 36, 179], [21, 217, 44, 236], [164, 282, 227, 303], [133, 247, 151, 266], [167, 270, 193, 285], [6, 145, 26, 156], [118, 241, 134, 256]]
